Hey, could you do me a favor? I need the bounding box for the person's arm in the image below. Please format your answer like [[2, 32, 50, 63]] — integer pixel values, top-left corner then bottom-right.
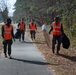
[[29, 24, 30, 29], [49, 23, 53, 34], [17, 23, 20, 28], [1, 25, 4, 38], [11, 26, 14, 38], [35, 24, 37, 30], [23, 22, 26, 31], [61, 24, 64, 34], [12, 26, 16, 41]]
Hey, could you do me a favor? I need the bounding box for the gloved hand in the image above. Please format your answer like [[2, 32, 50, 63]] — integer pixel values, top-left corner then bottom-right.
[[13, 38, 16, 42], [2, 38, 5, 41], [49, 31, 50, 34], [24, 29, 26, 32]]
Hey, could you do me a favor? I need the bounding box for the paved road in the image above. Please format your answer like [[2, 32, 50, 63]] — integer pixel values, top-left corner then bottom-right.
[[0, 34, 53, 75]]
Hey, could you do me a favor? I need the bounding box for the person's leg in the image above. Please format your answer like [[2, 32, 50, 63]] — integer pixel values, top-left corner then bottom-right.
[[8, 44, 11, 57], [8, 40, 13, 58], [52, 36, 56, 54], [4, 44, 7, 57], [30, 31, 33, 40], [22, 30, 25, 41], [19, 30, 21, 41], [33, 31, 36, 40], [3, 40, 7, 57], [30, 31, 32, 39], [56, 36, 61, 54]]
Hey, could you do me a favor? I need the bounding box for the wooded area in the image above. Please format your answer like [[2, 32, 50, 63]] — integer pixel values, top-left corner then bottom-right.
[[13, 0, 76, 28]]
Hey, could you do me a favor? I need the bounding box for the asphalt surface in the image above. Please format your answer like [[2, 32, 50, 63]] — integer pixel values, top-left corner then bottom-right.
[[0, 33, 53, 75]]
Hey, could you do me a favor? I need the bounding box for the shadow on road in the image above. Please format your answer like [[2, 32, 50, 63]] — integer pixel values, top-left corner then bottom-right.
[[11, 58, 50, 65], [25, 41, 46, 44], [58, 54, 76, 62]]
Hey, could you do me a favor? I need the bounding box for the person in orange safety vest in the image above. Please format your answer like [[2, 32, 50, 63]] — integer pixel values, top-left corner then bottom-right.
[[18, 18, 26, 42], [1, 18, 15, 59], [49, 16, 64, 55], [29, 19, 37, 40]]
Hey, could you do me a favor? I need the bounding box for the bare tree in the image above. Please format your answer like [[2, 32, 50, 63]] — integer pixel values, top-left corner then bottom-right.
[[0, 0, 8, 22]]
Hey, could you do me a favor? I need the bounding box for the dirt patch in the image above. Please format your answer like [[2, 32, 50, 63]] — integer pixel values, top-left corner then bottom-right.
[[26, 26, 76, 75]]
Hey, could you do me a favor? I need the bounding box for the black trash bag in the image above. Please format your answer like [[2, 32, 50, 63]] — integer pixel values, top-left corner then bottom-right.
[[14, 29, 20, 39], [60, 33, 70, 49]]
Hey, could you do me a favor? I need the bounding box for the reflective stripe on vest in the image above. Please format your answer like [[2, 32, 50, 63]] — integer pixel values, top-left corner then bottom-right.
[[29, 22, 36, 30], [3, 24, 12, 40], [52, 22, 61, 35], [19, 21, 25, 30]]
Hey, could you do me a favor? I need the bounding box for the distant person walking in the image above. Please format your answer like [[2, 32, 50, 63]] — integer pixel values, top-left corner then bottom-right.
[[1, 18, 15, 59], [49, 16, 64, 54], [18, 18, 26, 42], [29, 19, 37, 40]]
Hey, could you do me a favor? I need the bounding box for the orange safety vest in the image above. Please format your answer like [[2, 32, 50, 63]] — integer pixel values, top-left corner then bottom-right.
[[29, 22, 36, 31], [52, 22, 61, 35], [19, 21, 25, 30], [3, 24, 12, 40]]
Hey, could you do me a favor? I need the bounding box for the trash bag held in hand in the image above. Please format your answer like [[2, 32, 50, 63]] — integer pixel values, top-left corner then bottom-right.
[[60, 33, 70, 49], [14, 29, 20, 39]]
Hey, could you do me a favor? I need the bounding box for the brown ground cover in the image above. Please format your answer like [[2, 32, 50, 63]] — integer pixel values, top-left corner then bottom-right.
[[26, 26, 76, 75]]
